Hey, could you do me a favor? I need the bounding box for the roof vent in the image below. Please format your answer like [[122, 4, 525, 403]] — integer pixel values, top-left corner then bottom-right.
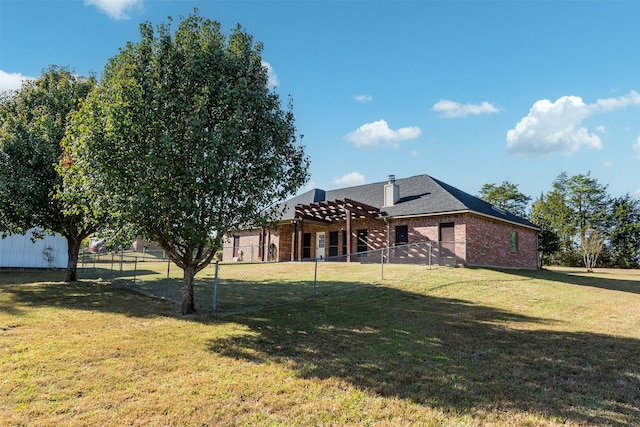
[[383, 175, 399, 207]]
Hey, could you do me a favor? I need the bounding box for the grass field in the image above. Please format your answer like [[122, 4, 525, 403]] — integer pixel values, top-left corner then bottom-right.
[[0, 264, 638, 426]]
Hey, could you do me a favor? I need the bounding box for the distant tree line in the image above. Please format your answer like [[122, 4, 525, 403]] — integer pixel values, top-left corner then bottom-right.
[[478, 175, 640, 270]]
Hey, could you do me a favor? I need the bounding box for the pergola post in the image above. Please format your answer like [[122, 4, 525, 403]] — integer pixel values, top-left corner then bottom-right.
[[290, 221, 297, 261], [297, 219, 304, 261]]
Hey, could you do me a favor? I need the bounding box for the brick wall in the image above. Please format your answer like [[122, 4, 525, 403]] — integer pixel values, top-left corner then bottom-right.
[[224, 213, 538, 268], [465, 214, 538, 269], [388, 215, 466, 263]]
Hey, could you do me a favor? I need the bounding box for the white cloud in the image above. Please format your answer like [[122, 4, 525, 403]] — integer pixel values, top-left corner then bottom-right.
[[0, 70, 34, 93], [332, 172, 366, 187], [593, 90, 640, 112], [345, 119, 421, 148], [506, 96, 598, 157], [84, 0, 142, 20], [633, 136, 640, 159], [354, 94, 372, 103], [505, 92, 640, 157], [262, 61, 279, 88], [432, 99, 500, 118], [595, 125, 606, 133]]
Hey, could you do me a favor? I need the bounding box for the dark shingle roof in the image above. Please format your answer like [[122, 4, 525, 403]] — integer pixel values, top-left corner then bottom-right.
[[280, 174, 539, 230]]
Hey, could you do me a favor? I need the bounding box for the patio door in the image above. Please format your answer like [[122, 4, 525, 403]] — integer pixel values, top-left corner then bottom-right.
[[316, 232, 325, 261]]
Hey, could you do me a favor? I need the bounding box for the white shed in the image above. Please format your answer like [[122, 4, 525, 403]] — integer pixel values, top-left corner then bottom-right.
[[0, 229, 68, 268]]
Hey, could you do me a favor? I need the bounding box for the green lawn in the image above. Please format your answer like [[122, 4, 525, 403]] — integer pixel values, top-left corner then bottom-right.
[[0, 265, 638, 426]]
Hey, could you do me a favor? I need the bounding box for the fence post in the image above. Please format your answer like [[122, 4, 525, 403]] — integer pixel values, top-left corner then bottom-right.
[[133, 257, 138, 284], [429, 241, 432, 270], [313, 259, 318, 297], [212, 261, 220, 312], [119, 251, 124, 272], [165, 259, 171, 301], [111, 252, 115, 277]]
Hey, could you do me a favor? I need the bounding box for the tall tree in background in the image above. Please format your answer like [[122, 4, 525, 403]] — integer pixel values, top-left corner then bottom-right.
[[477, 181, 531, 218], [530, 196, 561, 266], [0, 66, 101, 281], [606, 194, 640, 268], [534, 173, 574, 260], [63, 12, 309, 314], [533, 172, 610, 268], [564, 172, 610, 240]]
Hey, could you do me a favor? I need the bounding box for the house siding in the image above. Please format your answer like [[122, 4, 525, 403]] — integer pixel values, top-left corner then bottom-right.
[[222, 229, 262, 262], [0, 229, 68, 268]]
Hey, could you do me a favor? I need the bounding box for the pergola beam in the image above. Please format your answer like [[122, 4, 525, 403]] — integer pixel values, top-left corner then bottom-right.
[[294, 198, 380, 223], [291, 198, 381, 262]]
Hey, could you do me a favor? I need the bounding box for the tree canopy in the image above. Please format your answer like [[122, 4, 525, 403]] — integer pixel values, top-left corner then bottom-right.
[[529, 172, 635, 269], [606, 194, 640, 268], [63, 12, 309, 313], [0, 66, 101, 281], [477, 181, 531, 218]]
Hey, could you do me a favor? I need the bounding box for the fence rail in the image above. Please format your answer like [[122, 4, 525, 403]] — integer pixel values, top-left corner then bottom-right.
[[80, 241, 464, 313]]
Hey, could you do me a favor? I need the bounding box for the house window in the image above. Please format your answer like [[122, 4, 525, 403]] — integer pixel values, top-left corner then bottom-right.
[[303, 233, 312, 259], [510, 230, 518, 253], [439, 222, 455, 257], [357, 229, 368, 253], [341, 230, 347, 255], [329, 231, 339, 257], [395, 225, 409, 246], [232, 235, 240, 258]]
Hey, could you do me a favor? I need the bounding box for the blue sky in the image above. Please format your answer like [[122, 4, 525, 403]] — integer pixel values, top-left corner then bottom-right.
[[1, 0, 639, 202]]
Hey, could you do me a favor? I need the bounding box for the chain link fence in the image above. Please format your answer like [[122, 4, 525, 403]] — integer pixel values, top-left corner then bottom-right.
[[81, 241, 466, 313]]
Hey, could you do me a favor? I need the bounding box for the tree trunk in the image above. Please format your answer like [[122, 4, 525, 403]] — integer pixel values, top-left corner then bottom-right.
[[181, 264, 197, 315], [65, 234, 80, 282]]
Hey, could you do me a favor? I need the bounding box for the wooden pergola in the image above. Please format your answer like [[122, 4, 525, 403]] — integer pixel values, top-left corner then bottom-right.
[[290, 198, 381, 261]]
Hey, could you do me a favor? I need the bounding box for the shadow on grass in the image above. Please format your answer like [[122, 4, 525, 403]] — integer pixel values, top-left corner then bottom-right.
[[2, 268, 639, 425], [499, 267, 640, 295], [208, 285, 640, 426], [78, 267, 162, 281], [0, 270, 176, 318]]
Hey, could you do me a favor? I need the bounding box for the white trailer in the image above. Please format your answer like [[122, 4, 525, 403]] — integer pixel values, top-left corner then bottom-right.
[[0, 229, 68, 268]]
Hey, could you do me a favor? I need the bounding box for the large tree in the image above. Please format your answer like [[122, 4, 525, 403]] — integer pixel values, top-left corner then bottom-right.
[[530, 196, 561, 266], [477, 181, 531, 218], [63, 13, 309, 314], [0, 66, 101, 281], [533, 172, 610, 268], [606, 194, 640, 268]]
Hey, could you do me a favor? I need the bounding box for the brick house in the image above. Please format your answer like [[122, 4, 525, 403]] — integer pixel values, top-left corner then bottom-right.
[[222, 174, 540, 269]]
